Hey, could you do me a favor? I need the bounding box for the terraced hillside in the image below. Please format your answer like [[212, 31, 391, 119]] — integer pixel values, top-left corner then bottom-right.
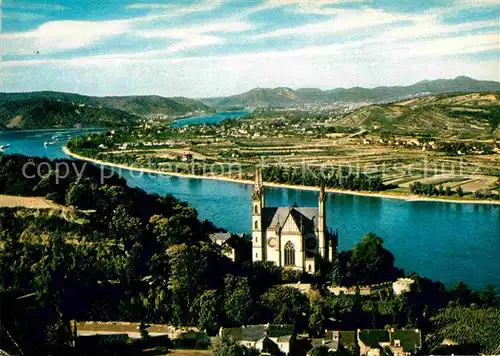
[[334, 92, 500, 138]]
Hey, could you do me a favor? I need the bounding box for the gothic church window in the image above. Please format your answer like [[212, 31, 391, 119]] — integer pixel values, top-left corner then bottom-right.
[[254, 220, 258, 230], [254, 205, 259, 214], [284, 241, 295, 266]]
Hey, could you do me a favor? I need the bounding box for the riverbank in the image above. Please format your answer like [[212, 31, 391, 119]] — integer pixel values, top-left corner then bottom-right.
[[63, 147, 500, 206]]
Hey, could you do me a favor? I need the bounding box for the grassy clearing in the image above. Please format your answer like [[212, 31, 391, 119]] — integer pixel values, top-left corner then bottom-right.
[[0, 195, 64, 210]]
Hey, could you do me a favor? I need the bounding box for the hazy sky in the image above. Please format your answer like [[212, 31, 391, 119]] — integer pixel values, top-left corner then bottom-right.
[[0, 0, 499, 97]]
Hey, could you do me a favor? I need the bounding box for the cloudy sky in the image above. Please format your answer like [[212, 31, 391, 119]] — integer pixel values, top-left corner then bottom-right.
[[0, 0, 498, 97]]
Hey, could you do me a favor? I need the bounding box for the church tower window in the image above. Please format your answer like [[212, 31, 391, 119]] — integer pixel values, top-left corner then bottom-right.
[[254, 204, 259, 214], [254, 220, 259, 230], [284, 241, 295, 266]]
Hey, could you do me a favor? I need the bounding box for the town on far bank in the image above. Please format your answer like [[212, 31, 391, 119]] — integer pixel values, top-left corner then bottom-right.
[[67, 91, 500, 203]]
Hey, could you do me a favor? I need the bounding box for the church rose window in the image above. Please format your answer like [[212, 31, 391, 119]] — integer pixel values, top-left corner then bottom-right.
[[284, 241, 295, 266]]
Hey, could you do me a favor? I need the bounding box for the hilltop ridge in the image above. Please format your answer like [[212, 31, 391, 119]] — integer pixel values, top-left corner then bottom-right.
[[201, 76, 500, 108], [0, 92, 213, 130], [0, 91, 212, 116]]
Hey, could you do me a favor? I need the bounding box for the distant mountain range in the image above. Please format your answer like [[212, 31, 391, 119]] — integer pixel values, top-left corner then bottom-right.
[[1, 76, 499, 130], [0, 92, 213, 130], [201, 76, 500, 108]]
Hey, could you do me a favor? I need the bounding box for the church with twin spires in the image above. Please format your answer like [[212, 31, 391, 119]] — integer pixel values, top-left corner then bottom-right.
[[251, 167, 337, 274]]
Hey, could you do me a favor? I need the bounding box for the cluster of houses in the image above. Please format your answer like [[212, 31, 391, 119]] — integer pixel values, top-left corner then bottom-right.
[[171, 115, 328, 140], [141, 110, 211, 122], [219, 324, 422, 356], [70, 321, 422, 356], [360, 137, 437, 151]]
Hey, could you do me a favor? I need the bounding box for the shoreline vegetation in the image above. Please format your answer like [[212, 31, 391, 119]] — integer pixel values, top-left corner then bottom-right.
[[63, 146, 500, 206]]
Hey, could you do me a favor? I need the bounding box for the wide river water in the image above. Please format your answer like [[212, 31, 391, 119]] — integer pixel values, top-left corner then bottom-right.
[[0, 122, 499, 289]]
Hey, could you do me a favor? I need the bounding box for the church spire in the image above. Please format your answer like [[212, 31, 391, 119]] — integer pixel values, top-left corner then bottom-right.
[[319, 184, 325, 203], [318, 184, 327, 259], [252, 166, 264, 205], [252, 166, 265, 262]]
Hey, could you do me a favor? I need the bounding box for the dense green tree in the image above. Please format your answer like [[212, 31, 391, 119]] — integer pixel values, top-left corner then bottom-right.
[[261, 286, 309, 326], [167, 243, 220, 325], [347, 233, 402, 285], [330, 258, 342, 286], [95, 185, 128, 216], [149, 212, 202, 247], [31, 233, 76, 347], [324, 292, 355, 319], [65, 179, 97, 208], [309, 291, 325, 337], [212, 337, 259, 356], [193, 289, 222, 335], [452, 281, 473, 305], [223, 275, 253, 326], [247, 261, 282, 296], [108, 205, 143, 243]]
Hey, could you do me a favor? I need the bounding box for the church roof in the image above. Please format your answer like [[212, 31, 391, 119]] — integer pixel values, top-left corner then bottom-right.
[[310, 338, 339, 351], [262, 207, 319, 235], [223, 325, 266, 342]]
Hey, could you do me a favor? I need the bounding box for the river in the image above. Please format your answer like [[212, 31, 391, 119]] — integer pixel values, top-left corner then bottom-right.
[[170, 110, 248, 127], [0, 123, 498, 289]]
